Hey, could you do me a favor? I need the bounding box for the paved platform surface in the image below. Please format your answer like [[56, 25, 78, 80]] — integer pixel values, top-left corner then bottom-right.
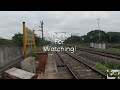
[[37, 53, 70, 79], [38, 72, 70, 79], [45, 54, 58, 73]]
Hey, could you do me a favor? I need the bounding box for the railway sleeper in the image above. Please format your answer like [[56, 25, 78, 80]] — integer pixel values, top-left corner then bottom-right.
[[57, 65, 66, 67], [72, 66, 83, 69], [75, 71, 104, 79], [76, 69, 91, 72], [77, 70, 95, 75], [78, 73, 104, 79]]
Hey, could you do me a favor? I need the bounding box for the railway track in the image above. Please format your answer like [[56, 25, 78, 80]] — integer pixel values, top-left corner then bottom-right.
[[63, 45, 120, 60], [56, 51, 106, 79], [62, 44, 120, 60], [78, 48, 120, 60]]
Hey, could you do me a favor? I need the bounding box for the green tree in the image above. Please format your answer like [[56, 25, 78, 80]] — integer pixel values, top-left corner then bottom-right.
[[12, 32, 51, 46], [64, 35, 81, 44], [80, 35, 88, 43], [106, 32, 120, 43], [12, 32, 23, 46], [0, 38, 13, 45], [87, 30, 107, 43]]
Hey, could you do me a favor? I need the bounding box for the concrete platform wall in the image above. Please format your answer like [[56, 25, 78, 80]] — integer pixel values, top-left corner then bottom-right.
[[0, 46, 32, 68]]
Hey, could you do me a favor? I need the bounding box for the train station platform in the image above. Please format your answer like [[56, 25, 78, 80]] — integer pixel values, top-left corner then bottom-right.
[[37, 53, 69, 79]]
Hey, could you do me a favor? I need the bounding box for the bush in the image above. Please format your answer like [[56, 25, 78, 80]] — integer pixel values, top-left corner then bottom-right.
[[107, 43, 120, 48], [95, 62, 110, 75], [105, 61, 120, 69], [28, 50, 37, 57], [112, 44, 120, 48]]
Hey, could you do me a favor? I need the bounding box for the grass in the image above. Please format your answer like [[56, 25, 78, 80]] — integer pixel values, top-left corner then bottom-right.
[[89, 43, 120, 54], [95, 61, 120, 75], [106, 48, 120, 53], [28, 50, 37, 57], [65, 43, 120, 54], [105, 61, 120, 69], [95, 62, 110, 75], [91, 47, 120, 53]]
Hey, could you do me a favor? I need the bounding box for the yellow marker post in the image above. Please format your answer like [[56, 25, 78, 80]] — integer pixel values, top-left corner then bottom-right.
[[23, 22, 27, 59], [23, 22, 37, 59]]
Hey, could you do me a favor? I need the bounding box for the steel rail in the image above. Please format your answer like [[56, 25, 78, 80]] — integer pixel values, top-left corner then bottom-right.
[[56, 52, 77, 79], [56, 51, 106, 79], [65, 52, 107, 78]]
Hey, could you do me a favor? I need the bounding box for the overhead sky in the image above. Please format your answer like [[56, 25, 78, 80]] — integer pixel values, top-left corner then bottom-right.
[[0, 11, 120, 40]]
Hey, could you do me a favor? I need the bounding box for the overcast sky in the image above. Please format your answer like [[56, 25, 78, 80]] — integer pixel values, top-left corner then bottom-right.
[[0, 11, 120, 40]]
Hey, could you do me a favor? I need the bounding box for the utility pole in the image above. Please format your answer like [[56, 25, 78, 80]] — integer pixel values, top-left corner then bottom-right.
[[110, 31, 111, 43], [39, 21, 44, 47], [97, 18, 100, 43]]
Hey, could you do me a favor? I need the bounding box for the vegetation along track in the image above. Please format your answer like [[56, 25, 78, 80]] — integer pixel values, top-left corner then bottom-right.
[[56, 51, 106, 79], [63, 44, 120, 60], [78, 48, 120, 60]]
